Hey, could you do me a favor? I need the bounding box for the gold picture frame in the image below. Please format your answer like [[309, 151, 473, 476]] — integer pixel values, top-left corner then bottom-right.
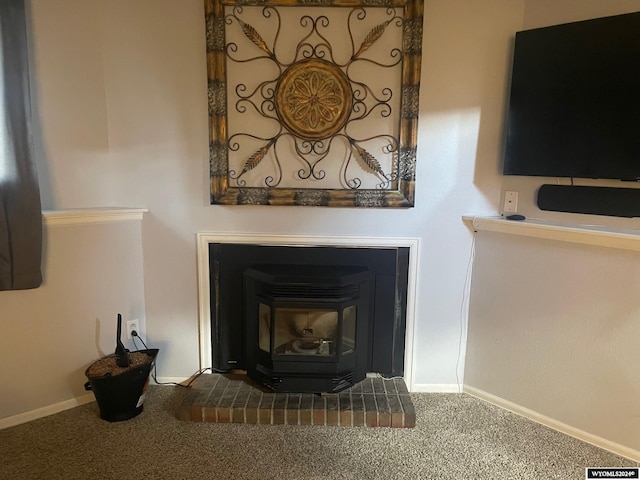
[[205, 0, 423, 207]]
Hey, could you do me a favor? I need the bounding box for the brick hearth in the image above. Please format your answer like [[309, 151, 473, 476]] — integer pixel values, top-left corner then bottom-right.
[[178, 373, 415, 428]]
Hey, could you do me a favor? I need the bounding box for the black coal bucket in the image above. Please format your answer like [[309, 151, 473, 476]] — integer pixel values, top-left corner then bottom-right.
[[84, 348, 159, 422]]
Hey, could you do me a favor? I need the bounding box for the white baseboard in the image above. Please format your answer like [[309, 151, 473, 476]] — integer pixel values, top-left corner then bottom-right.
[[464, 385, 640, 463], [0, 393, 95, 430], [412, 383, 462, 393]]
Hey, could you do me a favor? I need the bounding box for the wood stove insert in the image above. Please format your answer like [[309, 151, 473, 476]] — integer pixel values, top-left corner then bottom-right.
[[244, 264, 372, 393]]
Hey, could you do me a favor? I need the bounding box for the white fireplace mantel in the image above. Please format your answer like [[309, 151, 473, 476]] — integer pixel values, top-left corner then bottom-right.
[[196, 233, 420, 391]]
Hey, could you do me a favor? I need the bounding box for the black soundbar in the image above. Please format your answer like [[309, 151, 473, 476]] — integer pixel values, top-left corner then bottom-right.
[[537, 184, 640, 218]]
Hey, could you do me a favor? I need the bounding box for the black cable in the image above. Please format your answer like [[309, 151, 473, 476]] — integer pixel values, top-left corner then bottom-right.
[[183, 368, 215, 388], [131, 331, 220, 388]]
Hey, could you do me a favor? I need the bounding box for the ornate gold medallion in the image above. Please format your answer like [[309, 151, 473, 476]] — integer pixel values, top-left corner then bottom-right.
[[275, 59, 353, 140]]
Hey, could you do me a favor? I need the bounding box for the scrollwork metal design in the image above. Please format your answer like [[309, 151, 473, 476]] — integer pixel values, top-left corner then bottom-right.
[[205, 0, 423, 207]]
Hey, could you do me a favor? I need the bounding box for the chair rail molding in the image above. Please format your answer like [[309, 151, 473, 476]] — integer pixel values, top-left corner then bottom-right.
[[463, 215, 640, 252], [43, 208, 148, 227]]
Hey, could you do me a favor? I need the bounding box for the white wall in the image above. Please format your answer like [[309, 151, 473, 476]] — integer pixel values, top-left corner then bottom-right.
[[0, 214, 146, 422], [413, 0, 524, 386], [466, 231, 640, 455], [522, 0, 640, 29], [20, 0, 523, 394]]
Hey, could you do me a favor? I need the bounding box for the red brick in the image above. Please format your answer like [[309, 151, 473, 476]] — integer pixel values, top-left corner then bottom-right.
[[203, 406, 217, 423], [391, 412, 404, 428], [378, 411, 391, 428], [352, 410, 365, 426], [245, 408, 258, 424], [286, 409, 299, 425], [339, 410, 352, 427], [232, 407, 245, 423], [258, 408, 272, 424], [326, 409, 339, 426], [365, 411, 378, 427], [299, 409, 312, 425], [177, 373, 416, 429], [272, 408, 285, 425], [217, 407, 232, 423], [312, 408, 325, 425]]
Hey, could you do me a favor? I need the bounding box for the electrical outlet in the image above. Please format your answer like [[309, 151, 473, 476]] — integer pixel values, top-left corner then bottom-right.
[[126, 319, 139, 339], [503, 191, 518, 213]]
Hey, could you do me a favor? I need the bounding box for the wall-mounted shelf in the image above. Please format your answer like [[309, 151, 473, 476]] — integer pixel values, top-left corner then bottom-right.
[[43, 208, 148, 227], [462, 215, 640, 252]]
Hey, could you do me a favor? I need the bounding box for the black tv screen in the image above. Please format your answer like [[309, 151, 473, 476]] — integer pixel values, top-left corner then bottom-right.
[[503, 12, 640, 181]]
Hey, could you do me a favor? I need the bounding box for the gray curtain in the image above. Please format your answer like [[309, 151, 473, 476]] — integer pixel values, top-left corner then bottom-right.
[[0, 0, 42, 291]]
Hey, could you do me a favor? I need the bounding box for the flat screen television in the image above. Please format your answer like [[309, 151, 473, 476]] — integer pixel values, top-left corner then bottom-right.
[[502, 12, 640, 181]]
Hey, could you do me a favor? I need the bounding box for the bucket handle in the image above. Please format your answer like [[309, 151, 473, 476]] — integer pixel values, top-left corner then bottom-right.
[[84, 381, 92, 391]]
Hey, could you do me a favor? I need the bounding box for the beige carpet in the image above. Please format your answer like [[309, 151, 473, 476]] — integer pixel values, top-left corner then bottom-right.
[[0, 386, 636, 479]]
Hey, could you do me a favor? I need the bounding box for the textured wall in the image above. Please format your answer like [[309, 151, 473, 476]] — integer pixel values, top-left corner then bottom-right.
[[25, 0, 523, 387], [466, 230, 640, 452], [0, 216, 146, 420]]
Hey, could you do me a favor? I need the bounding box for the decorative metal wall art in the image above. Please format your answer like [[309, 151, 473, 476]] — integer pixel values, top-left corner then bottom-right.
[[205, 0, 423, 207]]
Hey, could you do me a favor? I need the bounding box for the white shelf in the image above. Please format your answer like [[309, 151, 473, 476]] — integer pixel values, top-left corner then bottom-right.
[[462, 215, 640, 252], [43, 208, 148, 227]]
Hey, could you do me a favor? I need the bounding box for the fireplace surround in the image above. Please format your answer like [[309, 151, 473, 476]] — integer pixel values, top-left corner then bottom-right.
[[196, 234, 419, 391]]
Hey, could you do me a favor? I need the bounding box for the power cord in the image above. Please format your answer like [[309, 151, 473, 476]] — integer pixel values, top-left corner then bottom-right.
[[130, 330, 216, 388], [455, 231, 476, 393]]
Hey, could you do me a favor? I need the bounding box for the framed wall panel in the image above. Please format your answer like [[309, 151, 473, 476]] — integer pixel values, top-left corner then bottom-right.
[[205, 0, 423, 207]]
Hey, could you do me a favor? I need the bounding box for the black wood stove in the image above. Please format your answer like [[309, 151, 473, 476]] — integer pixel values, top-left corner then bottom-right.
[[244, 264, 372, 393]]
